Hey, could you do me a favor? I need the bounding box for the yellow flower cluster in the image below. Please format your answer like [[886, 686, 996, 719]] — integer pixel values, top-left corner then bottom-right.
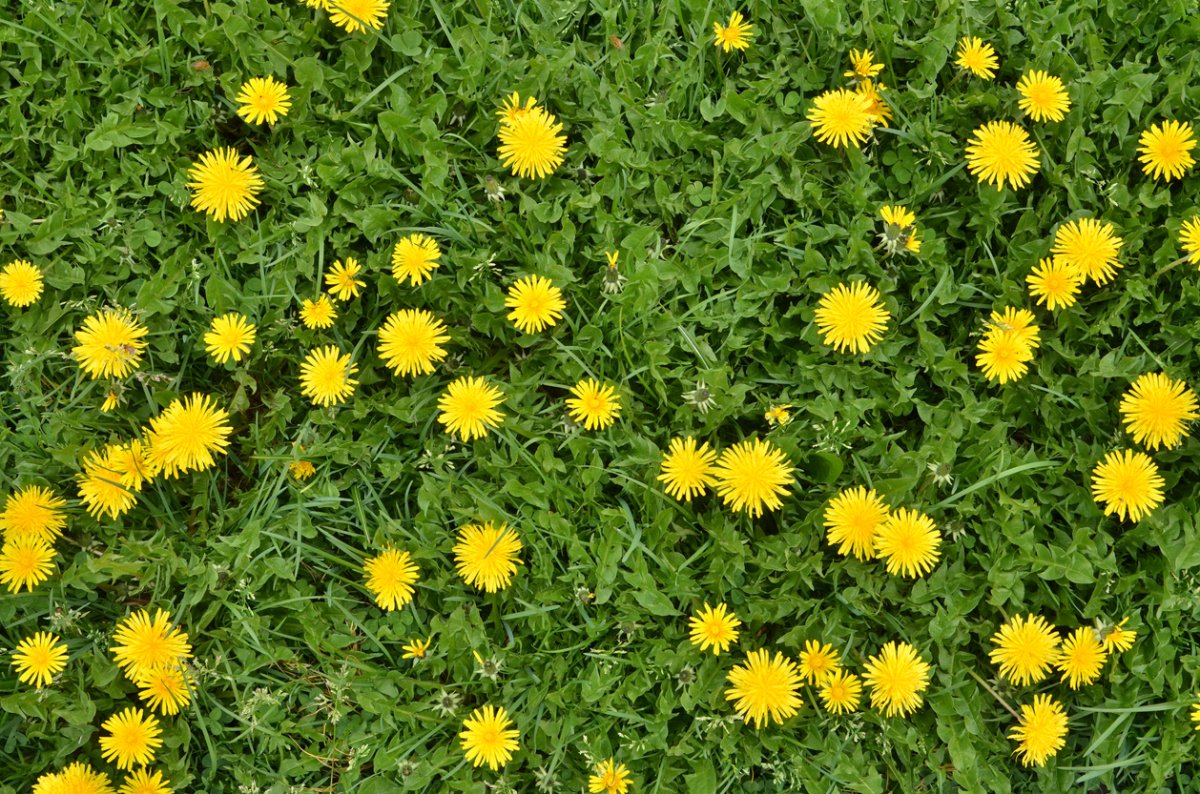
[[822, 487, 942, 577], [656, 436, 793, 518]]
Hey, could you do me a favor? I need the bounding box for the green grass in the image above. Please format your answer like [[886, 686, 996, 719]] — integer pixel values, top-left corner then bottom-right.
[[3, 0, 1200, 791]]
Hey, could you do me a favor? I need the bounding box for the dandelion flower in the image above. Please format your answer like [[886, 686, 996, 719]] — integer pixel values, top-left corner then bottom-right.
[[589, 758, 633, 794], [1091, 449, 1164, 522], [299, 295, 337, 329], [880, 205, 916, 228], [235, 76, 291, 125], [764, 404, 792, 426], [1119, 372, 1198, 451], [0, 259, 43, 307], [658, 437, 718, 502], [1016, 70, 1070, 123], [566, 378, 621, 431], [1051, 218, 1123, 285], [78, 446, 140, 520], [144, 393, 232, 477], [391, 234, 441, 286], [11, 632, 68, 688], [102, 390, 121, 412], [856, 78, 893, 125], [498, 106, 567, 179], [1138, 120, 1196, 182], [0, 484, 67, 543], [72, 307, 148, 379], [818, 670, 862, 715], [496, 92, 538, 125], [328, 0, 388, 33], [1102, 618, 1136, 653], [823, 486, 888, 560], [0, 536, 56, 593], [712, 11, 753, 52], [976, 331, 1034, 384], [375, 309, 450, 378], [724, 649, 803, 728], [863, 641, 931, 717], [135, 664, 193, 716], [402, 636, 432, 660], [956, 37, 998, 79], [299, 346, 358, 407], [325, 257, 365, 301], [111, 609, 192, 681], [966, 121, 1040, 190], [814, 281, 889, 354], [454, 521, 522, 592], [1056, 627, 1108, 689], [1192, 697, 1200, 730], [460, 705, 519, 770], [688, 602, 741, 655], [119, 768, 173, 794], [1026, 257, 1082, 310], [989, 614, 1060, 686], [36, 763, 113, 794], [505, 275, 566, 333], [1177, 216, 1200, 264], [874, 508, 941, 578], [1009, 694, 1068, 767], [99, 708, 162, 770], [712, 439, 793, 518], [204, 312, 256, 364], [807, 88, 874, 149], [362, 547, 419, 611], [437, 376, 505, 441], [186, 148, 264, 222], [844, 48, 884, 79], [289, 460, 316, 480], [798, 640, 841, 683]]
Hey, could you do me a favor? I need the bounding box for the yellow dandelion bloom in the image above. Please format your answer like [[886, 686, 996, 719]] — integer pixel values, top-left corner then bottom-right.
[[844, 48, 884, 79], [764, 404, 792, 426], [0, 484, 67, 543], [1119, 372, 1198, 451], [1009, 694, 1068, 767], [823, 486, 888, 560], [328, 0, 388, 33], [144, 393, 232, 477], [798, 640, 841, 684], [857, 79, 893, 125], [102, 390, 121, 412], [1026, 257, 1082, 310], [1192, 697, 1200, 730], [863, 641, 931, 718], [965, 121, 1040, 190], [975, 330, 1035, 384], [688, 602, 741, 655], [78, 445, 143, 520], [111, 609, 192, 681], [135, 663, 194, 716], [299, 294, 337, 329], [437, 376, 505, 441], [566, 378, 622, 430], [498, 106, 567, 179], [712, 439, 793, 518], [1016, 70, 1070, 123], [325, 257, 365, 301], [955, 37, 998, 79], [35, 763, 113, 794], [0, 259, 44, 307], [0, 536, 56, 593], [401, 636, 432, 660], [299, 346, 358, 407], [100, 707, 162, 770], [725, 649, 802, 728], [1177, 216, 1200, 264], [874, 508, 941, 578], [589, 758, 633, 794], [880, 205, 916, 228], [1057, 627, 1108, 689], [454, 521, 523, 592], [235, 76, 291, 125], [496, 91, 538, 126], [460, 705, 519, 770], [72, 307, 148, 379], [289, 460, 317, 480], [376, 309, 450, 377], [657, 437, 717, 502], [989, 614, 1060, 686], [119, 767, 173, 794], [186, 148, 264, 222], [807, 88, 874, 149], [818, 669, 862, 715], [204, 312, 256, 364], [1138, 120, 1196, 182], [391, 233, 441, 285], [1051, 217, 1123, 285], [505, 275, 566, 333], [987, 307, 1039, 348], [712, 11, 753, 52], [11, 632, 68, 688], [1091, 449, 1164, 522], [362, 547, 420, 611], [814, 281, 890, 354], [1102, 618, 1136, 653]]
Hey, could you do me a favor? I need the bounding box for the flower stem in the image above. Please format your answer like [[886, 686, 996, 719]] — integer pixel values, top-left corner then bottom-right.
[[967, 668, 1021, 720]]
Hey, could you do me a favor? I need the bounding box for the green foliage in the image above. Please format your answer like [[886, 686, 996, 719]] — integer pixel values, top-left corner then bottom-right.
[[2, 0, 1200, 792]]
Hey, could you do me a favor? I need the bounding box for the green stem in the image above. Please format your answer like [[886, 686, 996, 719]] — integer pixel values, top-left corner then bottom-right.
[[967, 668, 1020, 720]]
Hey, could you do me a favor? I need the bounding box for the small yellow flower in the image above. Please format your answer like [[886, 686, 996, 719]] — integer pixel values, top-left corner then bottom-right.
[[101, 390, 121, 412], [505, 275, 566, 333], [862, 641, 931, 718], [955, 37, 998, 79], [437, 376, 505, 441], [497, 92, 538, 125], [186, 148, 264, 222], [1138, 120, 1196, 182], [99, 707, 162, 770], [328, 0, 389, 33], [1177, 216, 1200, 264], [498, 106, 567, 180], [204, 312, 256, 364], [688, 602, 741, 655], [1051, 217, 1123, 285], [589, 758, 633, 794], [1056, 627, 1108, 689], [764, 404, 792, 426], [72, 307, 149, 380], [362, 547, 419, 611], [376, 309, 450, 377], [391, 234, 441, 285], [299, 346, 358, 407], [807, 88, 875, 149], [1090, 449, 1165, 522], [1119, 372, 1198, 451], [724, 649, 803, 728], [460, 705, 519, 770], [454, 521, 523, 592], [0, 259, 44, 307], [0, 536, 56, 593], [1009, 694, 1068, 767], [402, 636, 432, 660], [818, 669, 862, 715], [874, 508, 941, 578], [1026, 257, 1082, 310], [712, 439, 793, 518], [814, 281, 890, 354], [10, 631, 68, 688], [566, 378, 621, 430], [299, 295, 337, 329], [325, 257, 366, 301], [289, 460, 317, 480], [989, 614, 1060, 687], [797, 640, 841, 684], [712, 11, 753, 52], [1016, 70, 1070, 123], [965, 121, 1040, 190], [844, 48, 884, 79], [235, 76, 291, 125], [1101, 618, 1136, 653], [823, 486, 888, 560], [657, 437, 718, 502]]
